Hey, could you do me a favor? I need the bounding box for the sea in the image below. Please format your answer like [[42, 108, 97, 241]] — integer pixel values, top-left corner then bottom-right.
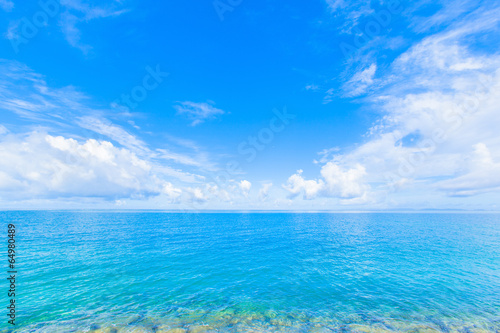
[[1, 212, 499, 332]]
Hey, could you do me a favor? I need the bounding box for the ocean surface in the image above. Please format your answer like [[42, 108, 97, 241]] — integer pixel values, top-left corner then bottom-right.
[[1, 212, 499, 333]]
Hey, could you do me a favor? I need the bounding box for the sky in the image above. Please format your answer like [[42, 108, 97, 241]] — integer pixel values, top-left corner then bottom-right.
[[0, 0, 499, 210]]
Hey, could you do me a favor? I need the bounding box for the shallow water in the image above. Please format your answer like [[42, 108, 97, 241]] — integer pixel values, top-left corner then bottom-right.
[[1, 212, 499, 332]]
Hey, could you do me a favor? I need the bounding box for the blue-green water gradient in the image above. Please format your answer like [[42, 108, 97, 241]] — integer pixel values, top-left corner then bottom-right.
[[1, 212, 499, 332]]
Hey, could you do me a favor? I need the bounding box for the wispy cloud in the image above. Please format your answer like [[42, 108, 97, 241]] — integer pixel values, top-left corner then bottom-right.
[[409, 0, 482, 33], [0, 60, 266, 207], [59, 12, 91, 53], [0, 59, 92, 124], [258, 182, 273, 201], [174, 101, 226, 126], [2, 0, 128, 54], [156, 148, 217, 172], [342, 63, 377, 97], [325, 0, 373, 33], [315, 147, 340, 164], [437, 143, 500, 196], [286, 3, 500, 207], [60, 0, 128, 20], [77, 116, 149, 155], [305, 84, 319, 91], [58, 0, 129, 53], [323, 88, 335, 104], [0, 0, 13, 12]]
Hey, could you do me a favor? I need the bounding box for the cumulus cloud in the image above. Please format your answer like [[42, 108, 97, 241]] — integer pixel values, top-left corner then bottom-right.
[[239, 180, 252, 197], [0, 132, 181, 200], [283, 170, 324, 199], [320, 162, 368, 198], [185, 187, 208, 204], [161, 182, 182, 200], [352, 18, 500, 197], [0, 60, 256, 208], [0, 59, 213, 185], [283, 164, 369, 201], [286, 4, 500, 206], [174, 101, 225, 126]]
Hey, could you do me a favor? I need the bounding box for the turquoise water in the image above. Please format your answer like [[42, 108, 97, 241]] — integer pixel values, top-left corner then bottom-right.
[[1, 212, 499, 333]]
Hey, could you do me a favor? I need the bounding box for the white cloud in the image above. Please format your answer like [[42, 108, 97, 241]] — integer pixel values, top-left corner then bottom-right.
[[186, 187, 207, 204], [409, 0, 483, 34], [174, 101, 225, 126], [59, 12, 92, 54], [258, 183, 273, 201], [287, 4, 500, 207], [342, 63, 377, 97], [325, 0, 372, 18], [323, 88, 335, 104], [315, 147, 340, 164], [153, 165, 204, 184], [325, 1, 487, 99], [5, 21, 19, 40], [283, 170, 324, 199], [0, 59, 218, 195], [185, 183, 237, 205], [77, 116, 149, 155], [206, 184, 231, 202], [2, 0, 127, 53], [156, 148, 217, 171], [0, 0, 13, 12], [305, 84, 319, 91], [0, 59, 96, 123], [0, 131, 262, 206], [320, 162, 368, 198], [161, 182, 182, 199], [58, 0, 129, 53], [239, 180, 252, 197], [0, 132, 181, 200], [60, 0, 128, 20], [325, 0, 373, 33], [344, 50, 500, 198], [283, 164, 369, 201], [437, 143, 500, 196], [325, 0, 344, 12]]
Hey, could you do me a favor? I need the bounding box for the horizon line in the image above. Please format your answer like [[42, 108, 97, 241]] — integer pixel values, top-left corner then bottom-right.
[[1, 209, 500, 213]]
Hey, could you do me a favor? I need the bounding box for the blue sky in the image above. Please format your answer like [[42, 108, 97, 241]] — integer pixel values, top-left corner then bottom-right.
[[0, 0, 499, 210]]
